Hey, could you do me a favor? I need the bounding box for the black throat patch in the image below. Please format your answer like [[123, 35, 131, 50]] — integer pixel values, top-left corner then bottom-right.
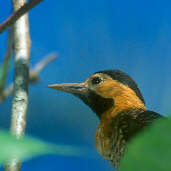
[[77, 89, 114, 118]]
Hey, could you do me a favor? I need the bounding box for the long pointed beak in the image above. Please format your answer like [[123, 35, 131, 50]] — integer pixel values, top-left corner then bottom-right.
[[48, 82, 114, 116], [48, 82, 87, 96]]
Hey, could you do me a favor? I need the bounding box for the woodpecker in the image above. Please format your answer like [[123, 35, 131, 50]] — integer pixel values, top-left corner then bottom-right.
[[48, 70, 163, 169]]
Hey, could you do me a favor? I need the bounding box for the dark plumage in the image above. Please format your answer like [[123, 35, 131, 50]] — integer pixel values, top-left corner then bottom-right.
[[48, 69, 163, 169]]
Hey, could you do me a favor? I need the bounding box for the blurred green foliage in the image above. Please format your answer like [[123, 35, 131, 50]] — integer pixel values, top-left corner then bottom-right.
[[0, 131, 94, 165], [1, 117, 170, 169], [120, 117, 171, 171]]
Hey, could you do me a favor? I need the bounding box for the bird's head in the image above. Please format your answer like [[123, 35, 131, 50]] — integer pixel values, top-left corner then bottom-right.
[[48, 70, 146, 119]]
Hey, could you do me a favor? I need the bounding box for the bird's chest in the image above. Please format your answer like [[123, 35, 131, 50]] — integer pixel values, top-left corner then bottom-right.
[[96, 118, 126, 167], [95, 109, 148, 168], [96, 122, 109, 158], [96, 120, 116, 159]]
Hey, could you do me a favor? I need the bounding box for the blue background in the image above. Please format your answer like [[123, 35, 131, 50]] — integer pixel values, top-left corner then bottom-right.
[[0, 0, 171, 170]]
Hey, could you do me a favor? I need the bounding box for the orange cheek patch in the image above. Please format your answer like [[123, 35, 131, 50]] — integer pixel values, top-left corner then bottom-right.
[[96, 80, 146, 119], [96, 81, 123, 98]]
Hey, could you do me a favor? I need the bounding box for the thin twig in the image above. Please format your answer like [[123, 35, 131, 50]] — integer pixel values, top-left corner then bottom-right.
[[0, 0, 42, 34], [30, 52, 58, 82], [0, 29, 13, 94], [0, 53, 57, 103]]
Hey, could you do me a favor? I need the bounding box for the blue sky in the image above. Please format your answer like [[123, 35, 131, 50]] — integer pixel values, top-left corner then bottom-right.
[[0, 0, 171, 170]]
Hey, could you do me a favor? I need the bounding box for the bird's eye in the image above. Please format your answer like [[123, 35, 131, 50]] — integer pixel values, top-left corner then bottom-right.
[[91, 77, 102, 85]]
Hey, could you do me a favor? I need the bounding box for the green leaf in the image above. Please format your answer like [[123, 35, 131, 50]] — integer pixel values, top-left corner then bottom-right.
[[120, 117, 171, 171], [0, 130, 95, 165]]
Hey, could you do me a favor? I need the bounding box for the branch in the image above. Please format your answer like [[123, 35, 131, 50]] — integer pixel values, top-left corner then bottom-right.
[[30, 52, 58, 82], [0, 53, 57, 103], [3, 0, 31, 170], [0, 0, 42, 34], [0, 29, 13, 94], [0, 84, 13, 103]]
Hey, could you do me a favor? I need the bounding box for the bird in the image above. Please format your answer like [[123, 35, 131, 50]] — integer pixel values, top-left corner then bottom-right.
[[48, 70, 163, 169]]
